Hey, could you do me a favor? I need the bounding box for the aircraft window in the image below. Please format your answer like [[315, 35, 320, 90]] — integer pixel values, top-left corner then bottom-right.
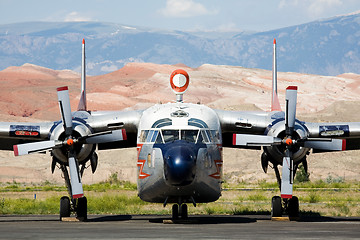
[[151, 130, 159, 142], [146, 130, 154, 142], [197, 132, 204, 143], [139, 130, 149, 142], [181, 130, 198, 143], [162, 130, 179, 143], [211, 130, 221, 143], [200, 130, 210, 143], [155, 131, 163, 144], [206, 130, 213, 142]]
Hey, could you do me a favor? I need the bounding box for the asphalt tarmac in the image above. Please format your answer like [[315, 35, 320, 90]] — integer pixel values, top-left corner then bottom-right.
[[0, 215, 359, 239]]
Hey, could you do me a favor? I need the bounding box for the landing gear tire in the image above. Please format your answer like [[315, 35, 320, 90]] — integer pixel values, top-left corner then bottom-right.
[[172, 204, 179, 220], [180, 204, 188, 219], [60, 196, 71, 220], [76, 197, 87, 220], [287, 196, 299, 218], [271, 196, 282, 217]]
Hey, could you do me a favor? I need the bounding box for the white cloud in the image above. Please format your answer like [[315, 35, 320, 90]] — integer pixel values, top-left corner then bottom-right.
[[308, 0, 342, 16], [158, 0, 216, 18], [101, 64, 118, 72], [278, 0, 342, 16], [64, 11, 92, 22]]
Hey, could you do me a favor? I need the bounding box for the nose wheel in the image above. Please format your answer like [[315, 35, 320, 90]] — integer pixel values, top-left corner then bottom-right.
[[171, 204, 188, 220]]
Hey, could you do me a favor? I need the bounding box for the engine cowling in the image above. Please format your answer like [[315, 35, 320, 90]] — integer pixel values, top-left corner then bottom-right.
[[264, 120, 310, 165], [49, 120, 96, 164]]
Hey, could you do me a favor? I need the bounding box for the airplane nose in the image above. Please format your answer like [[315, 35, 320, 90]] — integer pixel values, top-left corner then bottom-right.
[[163, 141, 197, 186]]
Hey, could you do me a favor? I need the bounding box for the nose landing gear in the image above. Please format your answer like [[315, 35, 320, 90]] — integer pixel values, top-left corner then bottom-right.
[[172, 204, 188, 220]]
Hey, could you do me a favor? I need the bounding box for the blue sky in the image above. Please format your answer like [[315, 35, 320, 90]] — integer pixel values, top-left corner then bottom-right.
[[1, 0, 360, 32]]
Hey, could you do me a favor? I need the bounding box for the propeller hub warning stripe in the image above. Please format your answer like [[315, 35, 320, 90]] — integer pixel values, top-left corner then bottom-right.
[[286, 86, 297, 90], [57, 86, 68, 92], [13, 145, 19, 156]]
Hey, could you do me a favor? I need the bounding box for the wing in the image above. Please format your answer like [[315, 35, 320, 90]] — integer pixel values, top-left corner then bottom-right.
[[0, 110, 143, 152], [83, 110, 143, 149], [215, 109, 276, 148], [305, 121, 360, 151], [0, 121, 54, 150]]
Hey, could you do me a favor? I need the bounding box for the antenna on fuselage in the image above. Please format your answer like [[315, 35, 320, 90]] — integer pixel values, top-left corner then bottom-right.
[[170, 69, 190, 102]]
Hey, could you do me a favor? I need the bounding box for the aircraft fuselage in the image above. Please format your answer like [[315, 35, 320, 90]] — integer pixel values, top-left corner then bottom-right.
[[136, 102, 223, 204]]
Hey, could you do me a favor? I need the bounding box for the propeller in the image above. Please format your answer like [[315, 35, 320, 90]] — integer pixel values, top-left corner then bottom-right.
[[13, 86, 127, 199], [233, 86, 346, 198], [233, 86, 346, 152], [285, 86, 297, 136]]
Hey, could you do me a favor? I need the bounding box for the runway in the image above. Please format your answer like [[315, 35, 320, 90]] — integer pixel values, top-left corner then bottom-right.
[[0, 215, 359, 239]]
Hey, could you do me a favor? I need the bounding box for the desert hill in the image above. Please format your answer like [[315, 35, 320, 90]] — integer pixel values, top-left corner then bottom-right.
[[0, 63, 360, 185]]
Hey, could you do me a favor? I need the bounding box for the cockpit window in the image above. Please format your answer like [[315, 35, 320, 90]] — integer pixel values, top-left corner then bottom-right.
[[155, 131, 163, 144], [210, 130, 221, 143], [140, 128, 217, 144], [139, 130, 149, 142], [139, 130, 161, 143], [162, 130, 179, 143], [181, 130, 198, 143], [146, 130, 155, 142], [199, 130, 210, 143]]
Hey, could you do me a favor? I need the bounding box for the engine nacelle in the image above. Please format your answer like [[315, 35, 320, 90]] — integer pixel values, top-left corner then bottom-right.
[[49, 120, 96, 164], [264, 120, 310, 165]]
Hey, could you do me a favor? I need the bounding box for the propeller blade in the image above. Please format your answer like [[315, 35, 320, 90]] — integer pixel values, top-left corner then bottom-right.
[[285, 86, 297, 135], [281, 156, 293, 199], [304, 139, 346, 151], [68, 156, 84, 199], [233, 134, 281, 147], [13, 140, 58, 156], [84, 129, 127, 144], [57, 86, 73, 135]]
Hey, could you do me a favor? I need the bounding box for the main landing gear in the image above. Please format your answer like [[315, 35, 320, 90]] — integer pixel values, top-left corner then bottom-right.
[[58, 162, 88, 220], [271, 163, 300, 218], [59, 196, 88, 220]]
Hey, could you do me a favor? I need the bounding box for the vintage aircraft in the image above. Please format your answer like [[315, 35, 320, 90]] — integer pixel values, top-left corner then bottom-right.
[[0, 39, 359, 220]]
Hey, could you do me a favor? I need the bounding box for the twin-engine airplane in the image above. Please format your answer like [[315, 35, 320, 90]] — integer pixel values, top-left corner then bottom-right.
[[1, 39, 360, 220]]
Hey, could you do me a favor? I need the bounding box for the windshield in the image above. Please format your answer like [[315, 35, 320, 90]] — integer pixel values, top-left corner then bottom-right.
[[139, 129, 216, 144]]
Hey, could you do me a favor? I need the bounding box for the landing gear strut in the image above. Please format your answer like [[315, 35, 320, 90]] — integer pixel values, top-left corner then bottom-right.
[[271, 163, 300, 218], [59, 161, 88, 220]]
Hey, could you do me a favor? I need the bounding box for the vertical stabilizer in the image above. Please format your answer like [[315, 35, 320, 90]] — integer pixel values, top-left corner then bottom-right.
[[77, 38, 87, 111], [271, 38, 282, 112]]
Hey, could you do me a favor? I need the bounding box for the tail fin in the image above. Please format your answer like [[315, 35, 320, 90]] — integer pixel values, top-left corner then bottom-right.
[[271, 38, 281, 112], [77, 38, 87, 111]]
